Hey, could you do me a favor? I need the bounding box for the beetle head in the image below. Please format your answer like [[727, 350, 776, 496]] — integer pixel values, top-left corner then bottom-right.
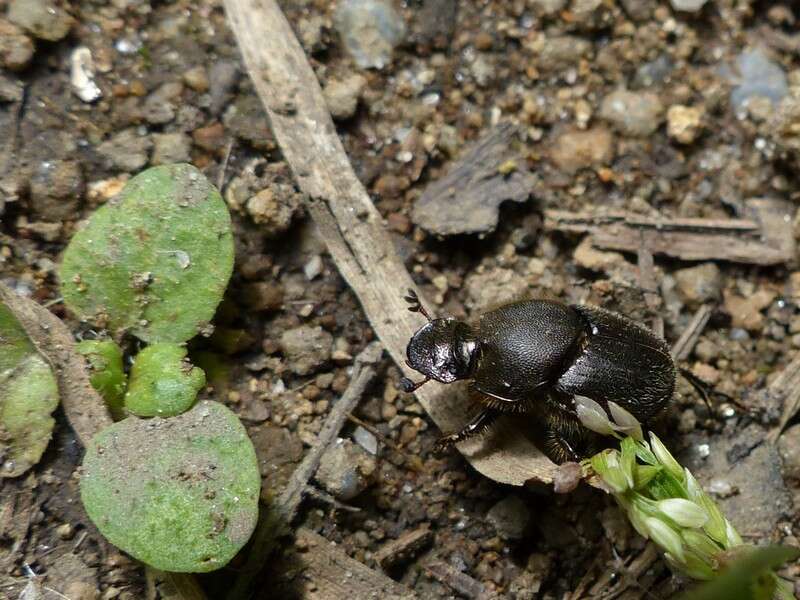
[[402, 318, 477, 391]]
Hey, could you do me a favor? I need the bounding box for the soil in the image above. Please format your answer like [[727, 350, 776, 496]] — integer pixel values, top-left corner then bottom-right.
[[2, 0, 800, 599]]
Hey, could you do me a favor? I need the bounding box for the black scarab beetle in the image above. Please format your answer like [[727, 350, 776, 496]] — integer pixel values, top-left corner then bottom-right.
[[399, 290, 676, 462]]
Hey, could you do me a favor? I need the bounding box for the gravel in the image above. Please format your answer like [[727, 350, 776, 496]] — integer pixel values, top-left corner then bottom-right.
[[280, 325, 333, 376]]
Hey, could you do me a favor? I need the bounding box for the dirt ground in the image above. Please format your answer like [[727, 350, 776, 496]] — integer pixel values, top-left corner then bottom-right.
[[2, 0, 800, 598]]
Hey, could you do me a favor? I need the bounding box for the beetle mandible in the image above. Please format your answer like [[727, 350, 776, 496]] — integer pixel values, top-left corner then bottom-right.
[[399, 290, 676, 462]]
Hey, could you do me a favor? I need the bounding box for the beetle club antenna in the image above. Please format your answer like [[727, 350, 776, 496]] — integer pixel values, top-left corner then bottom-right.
[[404, 289, 432, 321], [399, 376, 429, 393]]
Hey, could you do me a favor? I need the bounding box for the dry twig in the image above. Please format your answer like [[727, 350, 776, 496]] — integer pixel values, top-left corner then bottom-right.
[[545, 200, 795, 266], [224, 0, 558, 487]]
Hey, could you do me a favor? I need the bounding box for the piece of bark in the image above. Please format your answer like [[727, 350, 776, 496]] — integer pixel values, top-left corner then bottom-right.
[[423, 560, 491, 600], [411, 123, 535, 235], [545, 198, 796, 266], [374, 525, 433, 570], [282, 528, 418, 600], [224, 0, 558, 487], [0, 283, 112, 447]]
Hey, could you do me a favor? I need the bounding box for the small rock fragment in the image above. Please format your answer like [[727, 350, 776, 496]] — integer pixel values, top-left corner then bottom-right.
[[280, 325, 333, 375], [723, 289, 776, 332], [0, 19, 35, 71], [778, 424, 800, 481], [208, 60, 240, 115], [192, 122, 226, 154], [670, 0, 707, 11], [245, 186, 302, 236], [549, 127, 615, 173], [314, 437, 376, 501], [334, 0, 406, 69], [183, 66, 210, 92], [619, 0, 656, 22], [726, 48, 788, 112], [487, 495, 531, 539], [573, 237, 626, 274], [465, 267, 528, 311], [143, 82, 183, 125], [63, 581, 98, 600], [0, 73, 23, 103], [150, 133, 192, 166], [8, 0, 72, 42], [530, 0, 567, 16], [223, 95, 274, 150], [353, 425, 378, 455], [666, 105, 704, 144], [323, 74, 366, 120], [97, 129, 152, 172], [29, 160, 84, 221], [70, 47, 102, 103], [241, 282, 284, 312], [304, 255, 323, 280], [673, 263, 722, 307], [600, 89, 664, 137], [410, 0, 457, 48], [534, 35, 592, 73]]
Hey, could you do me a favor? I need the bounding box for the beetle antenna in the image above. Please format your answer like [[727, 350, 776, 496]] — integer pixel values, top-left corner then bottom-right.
[[399, 376, 429, 393], [403, 289, 432, 321]]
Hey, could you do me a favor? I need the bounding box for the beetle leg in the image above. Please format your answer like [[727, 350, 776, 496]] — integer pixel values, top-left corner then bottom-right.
[[434, 408, 499, 453]]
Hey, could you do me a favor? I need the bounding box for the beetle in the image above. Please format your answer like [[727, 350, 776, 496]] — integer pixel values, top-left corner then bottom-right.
[[399, 290, 676, 462]]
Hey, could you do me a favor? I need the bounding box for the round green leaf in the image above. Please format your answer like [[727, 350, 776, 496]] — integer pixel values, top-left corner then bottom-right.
[[76, 339, 127, 419], [80, 401, 261, 572], [125, 343, 205, 417], [0, 304, 59, 478], [60, 164, 234, 343]]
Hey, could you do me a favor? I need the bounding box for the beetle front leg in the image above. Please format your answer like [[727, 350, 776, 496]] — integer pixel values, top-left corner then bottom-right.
[[434, 408, 499, 453]]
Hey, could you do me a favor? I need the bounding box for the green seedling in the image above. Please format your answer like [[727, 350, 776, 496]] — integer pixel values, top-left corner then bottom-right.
[[76, 339, 127, 419], [0, 303, 59, 478], [125, 344, 205, 417], [579, 397, 796, 597], [60, 163, 234, 344], [80, 401, 261, 572]]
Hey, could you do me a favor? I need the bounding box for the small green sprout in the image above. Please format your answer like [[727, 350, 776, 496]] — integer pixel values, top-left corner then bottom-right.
[[76, 339, 127, 419], [125, 343, 205, 417]]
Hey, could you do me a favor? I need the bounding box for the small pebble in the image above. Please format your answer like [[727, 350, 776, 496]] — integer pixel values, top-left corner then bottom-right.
[[727, 48, 788, 112], [97, 129, 152, 172], [486, 495, 531, 539], [70, 47, 102, 103], [334, 0, 406, 69], [183, 66, 210, 92], [600, 89, 664, 137], [280, 325, 333, 375], [778, 424, 800, 480], [670, 0, 707, 11], [315, 437, 376, 501], [304, 255, 323, 280], [666, 105, 704, 144], [323, 74, 366, 120], [150, 133, 192, 166], [8, 0, 72, 42], [549, 127, 615, 174], [0, 19, 34, 71], [353, 425, 378, 455]]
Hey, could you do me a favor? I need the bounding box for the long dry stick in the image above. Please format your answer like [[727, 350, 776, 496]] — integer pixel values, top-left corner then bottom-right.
[[223, 0, 557, 486]]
